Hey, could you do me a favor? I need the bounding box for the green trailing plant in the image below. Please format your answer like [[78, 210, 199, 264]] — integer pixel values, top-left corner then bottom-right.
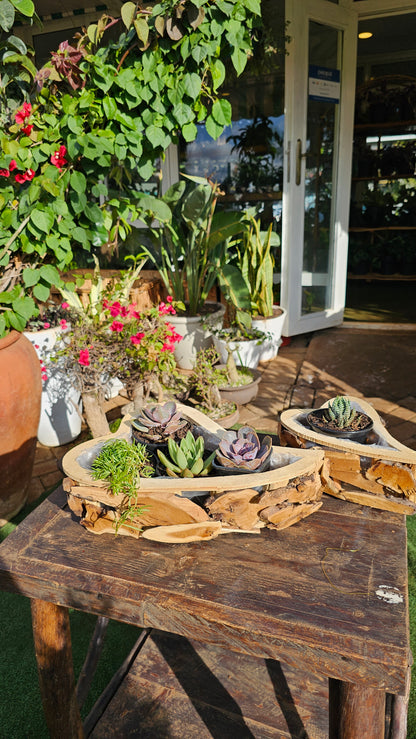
[[91, 438, 154, 533], [157, 431, 216, 478], [142, 176, 251, 316], [323, 396, 357, 429], [0, 0, 39, 128], [131, 401, 188, 442], [215, 426, 272, 470], [0, 0, 262, 336]]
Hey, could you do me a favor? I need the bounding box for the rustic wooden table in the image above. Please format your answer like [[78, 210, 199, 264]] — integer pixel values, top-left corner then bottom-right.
[[0, 485, 411, 738]]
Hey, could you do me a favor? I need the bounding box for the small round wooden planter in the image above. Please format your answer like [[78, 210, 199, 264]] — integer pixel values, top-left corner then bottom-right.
[[279, 396, 416, 516], [62, 405, 325, 543]]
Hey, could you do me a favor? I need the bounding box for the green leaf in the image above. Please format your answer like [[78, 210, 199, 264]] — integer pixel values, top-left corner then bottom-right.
[[87, 24, 98, 44], [103, 96, 117, 119], [39, 264, 60, 285], [145, 125, 167, 148], [183, 72, 201, 100], [72, 227, 88, 245], [70, 171, 87, 193], [173, 102, 193, 127], [22, 269, 39, 287], [205, 114, 224, 140], [231, 47, 248, 76], [211, 98, 232, 126], [85, 203, 103, 224], [211, 59, 225, 91], [33, 282, 51, 302], [121, 1, 136, 29], [30, 209, 54, 234], [11, 0, 33, 16], [134, 17, 149, 46], [244, 0, 261, 15], [6, 34, 26, 53], [0, 0, 15, 32], [182, 122, 198, 143]]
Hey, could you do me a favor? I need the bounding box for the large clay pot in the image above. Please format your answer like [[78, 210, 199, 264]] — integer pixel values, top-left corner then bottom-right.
[[0, 331, 42, 525]]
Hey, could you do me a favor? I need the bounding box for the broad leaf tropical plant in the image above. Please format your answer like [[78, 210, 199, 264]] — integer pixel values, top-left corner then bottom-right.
[[0, 0, 262, 338]]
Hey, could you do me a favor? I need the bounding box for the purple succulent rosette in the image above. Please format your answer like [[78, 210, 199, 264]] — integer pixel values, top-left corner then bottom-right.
[[216, 426, 272, 470]]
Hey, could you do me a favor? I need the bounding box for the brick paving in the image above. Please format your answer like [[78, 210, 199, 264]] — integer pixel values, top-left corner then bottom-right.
[[28, 326, 416, 502]]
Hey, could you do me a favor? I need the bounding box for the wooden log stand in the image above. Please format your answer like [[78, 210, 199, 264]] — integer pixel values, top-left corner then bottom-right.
[[62, 405, 326, 542], [279, 396, 416, 515]]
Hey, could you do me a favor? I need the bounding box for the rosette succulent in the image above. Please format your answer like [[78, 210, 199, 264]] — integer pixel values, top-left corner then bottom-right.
[[216, 426, 272, 471], [132, 402, 188, 442], [157, 432, 216, 478]]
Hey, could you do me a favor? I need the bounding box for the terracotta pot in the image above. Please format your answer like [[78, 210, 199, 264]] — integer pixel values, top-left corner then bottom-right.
[[0, 331, 42, 525]]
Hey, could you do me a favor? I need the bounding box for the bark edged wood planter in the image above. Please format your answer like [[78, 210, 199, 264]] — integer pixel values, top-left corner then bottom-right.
[[62, 404, 325, 542], [279, 396, 416, 515]]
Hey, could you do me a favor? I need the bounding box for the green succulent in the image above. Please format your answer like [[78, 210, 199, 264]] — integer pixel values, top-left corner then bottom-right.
[[157, 431, 216, 478], [323, 396, 357, 429]]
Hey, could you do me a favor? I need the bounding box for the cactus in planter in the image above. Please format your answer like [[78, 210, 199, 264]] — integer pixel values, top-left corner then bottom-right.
[[215, 426, 272, 471], [323, 396, 357, 429], [157, 431, 216, 478], [132, 402, 189, 443]]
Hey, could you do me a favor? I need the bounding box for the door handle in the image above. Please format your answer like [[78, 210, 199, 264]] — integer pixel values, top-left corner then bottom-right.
[[296, 138, 307, 186]]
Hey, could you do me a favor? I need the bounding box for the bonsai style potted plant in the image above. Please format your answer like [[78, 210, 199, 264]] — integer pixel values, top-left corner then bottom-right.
[[141, 175, 251, 369], [306, 395, 373, 443], [234, 215, 287, 361], [187, 348, 240, 428]]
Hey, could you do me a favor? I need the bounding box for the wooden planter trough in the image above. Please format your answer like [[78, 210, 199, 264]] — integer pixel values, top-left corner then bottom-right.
[[279, 396, 416, 515], [62, 405, 325, 542]]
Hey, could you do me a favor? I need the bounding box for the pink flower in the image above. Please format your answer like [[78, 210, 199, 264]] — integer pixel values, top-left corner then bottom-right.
[[41, 373, 48, 382], [110, 320, 124, 332], [43, 322, 50, 329], [51, 145, 67, 170], [102, 299, 110, 309], [22, 124, 33, 136], [60, 319, 68, 330], [161, 341, 175, 352], [9, 160, 17, 171], [34, 344, 40, 349], [14, 102, 32, 125], [15, 168, 35, 184], [130, 332, 145, 345], [120, 306, 129, 317], [109, 301, 121, 317], [78, 348, 90, 366], [166, 295, 173, 303], [61, 302, 69, 310], [0, 169, 10, 177]]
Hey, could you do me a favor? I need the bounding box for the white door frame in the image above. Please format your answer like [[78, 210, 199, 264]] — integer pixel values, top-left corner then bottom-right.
[[281, 0, 358, 336]]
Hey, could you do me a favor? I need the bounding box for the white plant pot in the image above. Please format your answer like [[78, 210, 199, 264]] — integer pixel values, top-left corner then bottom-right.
[[24, 327, 82, 447], [168, 302, 225, 370], [213, 335, 263, 370], [251, 306, 287, 362]]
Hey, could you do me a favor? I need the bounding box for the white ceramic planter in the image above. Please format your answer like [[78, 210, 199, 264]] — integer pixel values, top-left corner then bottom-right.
[[251, 306, 287, 362], [168, 302, 225, 370], [24, 327, 82, 447], [213, 334, 263, 369]]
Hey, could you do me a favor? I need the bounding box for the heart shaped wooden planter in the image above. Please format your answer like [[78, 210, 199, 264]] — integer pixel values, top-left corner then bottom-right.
[[62, 404, 325, 543], [279, 396, 416, 515]]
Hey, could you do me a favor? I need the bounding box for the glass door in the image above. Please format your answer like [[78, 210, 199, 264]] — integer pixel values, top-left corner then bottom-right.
[[282, 0, 358, 335]]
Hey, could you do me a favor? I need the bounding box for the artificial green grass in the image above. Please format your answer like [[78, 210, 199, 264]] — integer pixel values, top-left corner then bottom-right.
[[1, 494, 415, 736]]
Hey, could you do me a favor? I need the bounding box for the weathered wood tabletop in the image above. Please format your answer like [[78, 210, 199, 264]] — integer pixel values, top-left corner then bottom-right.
[[0, 485, 411, 738]]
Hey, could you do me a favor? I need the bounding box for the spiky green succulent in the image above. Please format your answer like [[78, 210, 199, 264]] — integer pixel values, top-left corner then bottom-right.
[[157, 431, 216, 478], [131, 401, 187, 441], [323, 396, 357, 429], [216, 426, 272, 470]]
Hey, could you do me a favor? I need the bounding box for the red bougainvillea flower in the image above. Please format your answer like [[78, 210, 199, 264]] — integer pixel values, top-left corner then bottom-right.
[[0, 169, 10, 177], [14, 102, 32, 125], [51, 145, 67, 170], [79, 348, 90, 366], [166, 295, 173, 303], [9, 160, 17, 171], [130, 332, 145, 345], [158, 301, 176, 315], [120, 306, 129, 317], [60, 319, 68, 330], [110, 320, 124, 333], [15, 168, 35, 184], [102, 299, 110, 309], [41, 373, 48, 382], [61, 302, 69, 310], [109, 301, 121, 317], [43, 322, 51, 329], [21, 124, 33, 136]]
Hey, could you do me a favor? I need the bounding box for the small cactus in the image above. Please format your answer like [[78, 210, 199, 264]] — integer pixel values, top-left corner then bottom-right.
[[216, 426, 272, 471], [132, 401, 187, 442], [157, 431, 216, 478], [323, 396, 357, 429]]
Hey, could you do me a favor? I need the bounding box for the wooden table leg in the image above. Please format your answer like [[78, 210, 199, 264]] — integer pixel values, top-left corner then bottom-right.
[[329, 678, 386, 739], [31, 599, 84, 739]]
